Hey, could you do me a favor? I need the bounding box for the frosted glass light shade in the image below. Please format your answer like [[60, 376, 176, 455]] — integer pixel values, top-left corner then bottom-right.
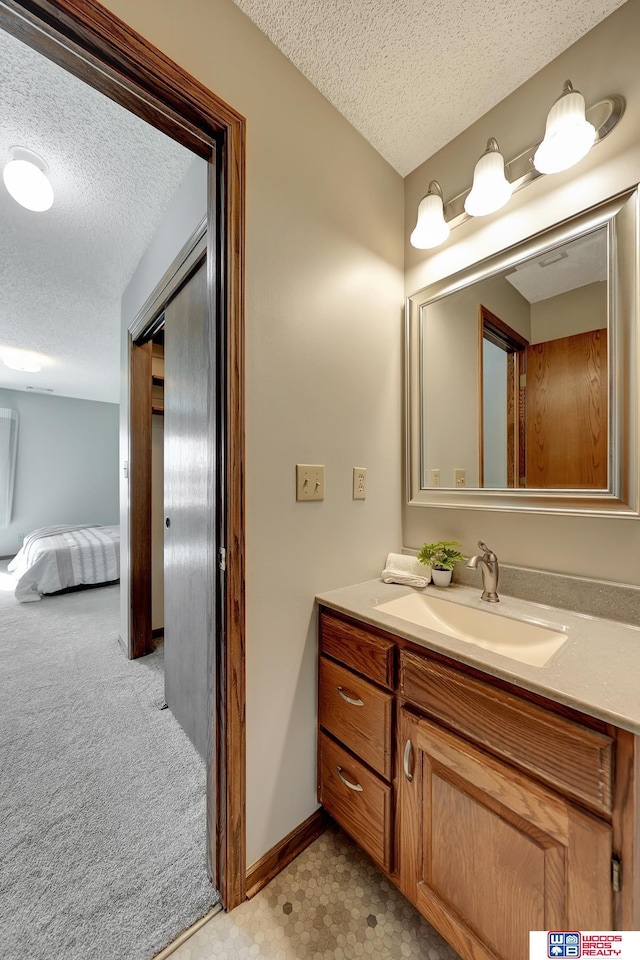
[[464, 140, 512, 217], [3, 148, 54, 212], [410, 188, 450, 249], [533, 83, 595, 174], [0, 348, 43, 373]]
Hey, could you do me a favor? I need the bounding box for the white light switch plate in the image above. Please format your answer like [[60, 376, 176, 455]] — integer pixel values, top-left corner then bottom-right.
[[454, 468, 466, 487], [296, 464, 325, 501]]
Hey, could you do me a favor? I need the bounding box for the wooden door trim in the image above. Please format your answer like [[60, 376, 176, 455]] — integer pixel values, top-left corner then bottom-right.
[[0, 0, 247, 910], [478, 305, 529, 489], [129, 339, 153, 659]]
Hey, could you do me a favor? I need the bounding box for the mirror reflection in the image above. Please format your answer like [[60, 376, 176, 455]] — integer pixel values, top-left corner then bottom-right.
[[422, 226, 608, 490]]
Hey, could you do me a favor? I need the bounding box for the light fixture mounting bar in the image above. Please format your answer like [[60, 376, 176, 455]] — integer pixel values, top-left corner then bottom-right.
[[441, 95, 625, 230]]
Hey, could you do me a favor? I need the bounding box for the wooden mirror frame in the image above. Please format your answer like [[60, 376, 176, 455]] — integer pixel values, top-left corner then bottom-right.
[[405, 188, 640, 518]]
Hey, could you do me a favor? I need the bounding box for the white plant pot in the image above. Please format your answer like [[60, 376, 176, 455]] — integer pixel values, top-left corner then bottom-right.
[[431, 568, 453, 587]]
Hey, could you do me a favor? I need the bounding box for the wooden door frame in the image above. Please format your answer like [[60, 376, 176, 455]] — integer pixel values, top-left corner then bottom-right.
[[0, 0, 246, 909], [478, 305, 528, 489]]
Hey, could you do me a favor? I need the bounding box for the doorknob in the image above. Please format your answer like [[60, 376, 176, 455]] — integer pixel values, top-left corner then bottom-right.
[[165, 517, 171, 528]]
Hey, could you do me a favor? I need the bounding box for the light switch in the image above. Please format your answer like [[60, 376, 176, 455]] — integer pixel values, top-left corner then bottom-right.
[[296, 464, 325, 501], [454, 468, 466, 487]]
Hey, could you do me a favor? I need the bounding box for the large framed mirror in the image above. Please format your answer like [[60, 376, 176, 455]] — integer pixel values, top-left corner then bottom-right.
[[406, 188, 640, 516]]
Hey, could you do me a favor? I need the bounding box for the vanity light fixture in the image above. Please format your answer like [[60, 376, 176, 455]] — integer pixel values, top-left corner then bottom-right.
[[2, 147, 54, 212], [464, 139, 512, 217], [410, 181, 450, 249], [533, 81, 596, 174], [410, 82, 624, 250]]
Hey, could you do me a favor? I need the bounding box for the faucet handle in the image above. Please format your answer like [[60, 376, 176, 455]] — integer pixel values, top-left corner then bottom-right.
[[477, 540, 497, 560]]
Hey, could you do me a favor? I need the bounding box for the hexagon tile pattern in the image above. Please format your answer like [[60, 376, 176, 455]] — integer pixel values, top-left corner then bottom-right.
[[167, 824, 461, 960]]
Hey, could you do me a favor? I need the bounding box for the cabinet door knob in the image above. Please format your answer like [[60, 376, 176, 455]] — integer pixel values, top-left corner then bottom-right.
[[404, 739, 414, 782], [165, 517, 171, 528], [336, 766, 363, 792], [337, 686, 364, 707]]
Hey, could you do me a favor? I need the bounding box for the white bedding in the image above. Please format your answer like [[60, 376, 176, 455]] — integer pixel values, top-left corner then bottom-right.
[[8, 524, 120, 602]]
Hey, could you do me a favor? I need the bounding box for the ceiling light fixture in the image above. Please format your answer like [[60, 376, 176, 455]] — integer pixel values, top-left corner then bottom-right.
[[464, 138, 512, 217], [410, 83, 624, 251], [3, 147, 54, 212], [533, 81, 596, 175], [0, 347, 47, 373], [410, 181, 450, 249]]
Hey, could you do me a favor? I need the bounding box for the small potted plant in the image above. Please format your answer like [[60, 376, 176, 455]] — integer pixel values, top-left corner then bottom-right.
[[418, 540, 466, 587]]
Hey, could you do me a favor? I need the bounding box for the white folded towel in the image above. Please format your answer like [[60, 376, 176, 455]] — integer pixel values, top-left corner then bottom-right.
[[381, 552, 431, 588]]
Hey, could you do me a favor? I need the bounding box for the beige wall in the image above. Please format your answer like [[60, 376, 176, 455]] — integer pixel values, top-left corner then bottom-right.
[[530, 281, 607, 344], [404, 0, 640, 585], [104, 0, 404, 864], [424, 274, 529, 488]]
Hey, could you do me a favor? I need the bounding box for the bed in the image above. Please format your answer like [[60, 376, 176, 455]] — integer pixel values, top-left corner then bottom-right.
[[8, 524, 120, 602]]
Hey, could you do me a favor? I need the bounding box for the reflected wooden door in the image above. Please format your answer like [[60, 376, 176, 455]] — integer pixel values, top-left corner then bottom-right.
[[164, 259, 215, 760], [525, 329, 607, 488]]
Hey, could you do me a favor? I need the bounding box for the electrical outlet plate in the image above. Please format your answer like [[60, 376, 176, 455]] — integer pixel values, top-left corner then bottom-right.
[[454, 468, 466, 487], [353, 467, 367, 500], [431, 468, 440, 487], [296, 464, 325, 501]]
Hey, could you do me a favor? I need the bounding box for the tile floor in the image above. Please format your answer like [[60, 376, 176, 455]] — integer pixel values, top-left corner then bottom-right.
[[169, 825, 460, 960]]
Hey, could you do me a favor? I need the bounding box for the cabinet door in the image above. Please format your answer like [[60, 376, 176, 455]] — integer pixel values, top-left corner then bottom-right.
[[398, 709, 612, 960]]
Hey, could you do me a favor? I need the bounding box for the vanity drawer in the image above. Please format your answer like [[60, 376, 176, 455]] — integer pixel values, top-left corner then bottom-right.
[[320, 611, 394, 688], [319, 656, 393, 780], [318, 731, 392, 871], [400, 651, 614, 816]]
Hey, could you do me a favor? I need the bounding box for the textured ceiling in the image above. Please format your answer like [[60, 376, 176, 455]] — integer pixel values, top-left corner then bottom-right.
[[0, 29, 195, 404], [506, 228, 607, 303], [233, 0, 627, 176]]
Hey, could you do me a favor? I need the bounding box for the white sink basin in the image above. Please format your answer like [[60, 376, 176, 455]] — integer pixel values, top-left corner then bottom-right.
[[375, 592, 568, 667]]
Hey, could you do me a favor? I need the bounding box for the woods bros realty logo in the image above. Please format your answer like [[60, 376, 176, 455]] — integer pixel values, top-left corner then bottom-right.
[[529, 931, 640, 958], [548, 932, 582, 956]]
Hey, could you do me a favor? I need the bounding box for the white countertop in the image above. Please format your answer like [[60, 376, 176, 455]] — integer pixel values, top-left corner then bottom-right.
[[316, 579, 640, 735]]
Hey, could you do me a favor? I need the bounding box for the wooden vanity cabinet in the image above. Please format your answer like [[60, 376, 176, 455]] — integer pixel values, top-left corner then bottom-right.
[[399, 708, 612, 960], [317, 612, 395, 872], [318, 608, 639, 960]]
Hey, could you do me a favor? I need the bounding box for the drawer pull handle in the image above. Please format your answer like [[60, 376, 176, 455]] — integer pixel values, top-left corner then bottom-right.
[[337, 686, 364, 707], [404, 739, 414, 782], [337, 766, 363, 792]]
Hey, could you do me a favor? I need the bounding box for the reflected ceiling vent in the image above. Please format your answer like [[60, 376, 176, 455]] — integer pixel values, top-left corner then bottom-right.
[[538, 251, 569, 268]]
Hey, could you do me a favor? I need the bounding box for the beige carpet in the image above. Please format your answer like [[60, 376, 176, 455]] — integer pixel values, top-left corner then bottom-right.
[[0, 562, 218, 960]]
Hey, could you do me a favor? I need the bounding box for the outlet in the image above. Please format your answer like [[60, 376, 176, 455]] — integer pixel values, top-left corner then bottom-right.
[[454, 468, 466, 487], [296, 464, 325, 501], [353, 467, 367, 500], [431, 468, 440, 487]]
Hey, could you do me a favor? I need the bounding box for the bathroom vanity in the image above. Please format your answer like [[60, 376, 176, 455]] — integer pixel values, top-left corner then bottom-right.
[[316, 580, 640, 960]]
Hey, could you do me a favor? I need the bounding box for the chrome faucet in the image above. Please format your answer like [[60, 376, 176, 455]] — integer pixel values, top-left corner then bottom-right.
[[467, 540, 500, 603]]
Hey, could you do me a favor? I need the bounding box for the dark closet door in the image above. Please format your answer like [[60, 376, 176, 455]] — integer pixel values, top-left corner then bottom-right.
[[164, 258, 215, 760]]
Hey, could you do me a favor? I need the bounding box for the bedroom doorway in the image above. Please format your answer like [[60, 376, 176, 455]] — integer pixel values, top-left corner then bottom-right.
[[0, 0, 245, 919]]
